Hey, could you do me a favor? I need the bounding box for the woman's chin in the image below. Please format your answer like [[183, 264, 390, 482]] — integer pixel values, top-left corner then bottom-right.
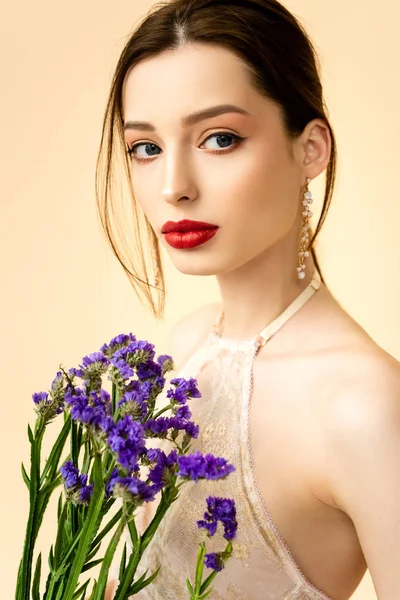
[[173, 263, 218, 276]]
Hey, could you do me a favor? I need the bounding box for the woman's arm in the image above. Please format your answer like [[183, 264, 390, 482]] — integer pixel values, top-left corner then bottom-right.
[[324, 358, 400, 599]]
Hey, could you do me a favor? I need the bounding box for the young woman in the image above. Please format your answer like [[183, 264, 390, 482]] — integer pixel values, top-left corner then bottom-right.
[[98, 1, 400, 598]]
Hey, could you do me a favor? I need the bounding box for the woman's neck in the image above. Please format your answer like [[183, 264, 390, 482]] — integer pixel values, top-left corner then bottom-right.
[[215, 254, 317, 340]]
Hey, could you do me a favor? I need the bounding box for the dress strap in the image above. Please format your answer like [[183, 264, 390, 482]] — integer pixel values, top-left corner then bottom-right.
[[255, 269, 321, 347], [211, 269, 322, 347]]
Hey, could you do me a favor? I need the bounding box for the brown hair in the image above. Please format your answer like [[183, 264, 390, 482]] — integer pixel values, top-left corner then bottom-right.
[[95, 0, 337, 318]]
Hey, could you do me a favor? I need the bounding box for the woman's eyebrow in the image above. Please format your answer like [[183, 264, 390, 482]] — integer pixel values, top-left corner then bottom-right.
[[123, 104, 250, 132]]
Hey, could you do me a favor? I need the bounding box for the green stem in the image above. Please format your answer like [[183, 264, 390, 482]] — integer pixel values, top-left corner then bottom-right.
[[92, 520, 125, 600], [194, 543, 206, 595], [39, 415, 71, 487], [152, 404, 173, 420], [111, 383, 117, 415], [43, 575, 58, 600], [114, 486, 178, 599], [60, 453, 105, 600], [17, 420, 45, 600], [90, 508, 123, 551], [113, 539, 142, 600]]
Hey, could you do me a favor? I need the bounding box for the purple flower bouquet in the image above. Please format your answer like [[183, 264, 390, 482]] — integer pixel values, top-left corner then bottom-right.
[[15, 333, 238, 600]]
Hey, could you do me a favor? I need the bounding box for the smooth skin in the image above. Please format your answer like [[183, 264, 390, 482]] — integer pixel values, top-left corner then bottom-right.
[[104, 42, 400, 600]]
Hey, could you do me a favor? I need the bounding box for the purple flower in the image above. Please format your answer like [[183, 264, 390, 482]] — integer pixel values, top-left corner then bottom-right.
[[157, 354, 174, 374], [79, 483, 95, 504], [51, 370, 65, 398], [183, 421, 199, 438], [197, 496, 238, 541], [117, 383, 149, 419], [144, 416, 199, 440], [64, 387, 112, 433], [204, 552, 225, 572], [73, 353, 110, 389], [144, 417, 170, 436], [177, 452, 235, 482], [148, 448, 179, 491], [105, 467, 119, 498], [146, 448, 163, 462], [167, 377, 201, 404], [106, 341, 159, 385], [111, 357, 135, 381], [100, 333, 137, 358], [136, 359, 162, 382], [107, 415, 146, 473], [175, 404, 192, 420], [32, 380, 64, 420], [60, 461, 82, 489], [32, 391, 51, 408], [113, 341, 155, 369], [60, 461, 94, 505], [112, 476, 158, 504]]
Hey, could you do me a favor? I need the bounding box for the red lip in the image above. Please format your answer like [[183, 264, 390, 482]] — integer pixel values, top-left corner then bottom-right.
[[163, 229, 218, 249], [161, 219, 218, 233]]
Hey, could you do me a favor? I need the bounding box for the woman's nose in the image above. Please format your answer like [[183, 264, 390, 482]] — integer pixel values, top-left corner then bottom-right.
[[160, 149, 198, 205]]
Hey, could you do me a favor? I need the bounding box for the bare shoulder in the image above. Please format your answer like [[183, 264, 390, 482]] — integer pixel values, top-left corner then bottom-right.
[[318, 342, 400, 510], [324, 343, 400, 437], [288, 287, 400, 509], [168, 302, 221, 371]]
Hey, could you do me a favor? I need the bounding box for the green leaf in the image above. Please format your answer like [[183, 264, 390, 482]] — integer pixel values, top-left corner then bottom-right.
[[127, 566, 161, 595], [88, 580, 98, 600], [199, 569, 218, 595], [57, 492, 63, 522], [41, 476, 62, 496], [199, 588, 214, 600], [48, 545, 54, 572], [118, 543, 127, 581], [89, 508, 122, 552], [92, 521, 125, 600], [32, 553, 42, 600], [15, 557, 23, 599], [32, 480, 63, 544], [21, 462, 30, 490], [85, 541, 101, 565], [61, 454, 106, 600], [127, 517, 138, 548], [112, 382, 117, 415], [126, 567, 148, 590], [71, 579, 90, 600], [54, 501, 68, 569], [186, 578, 195, 595], [82, 558, 104, 572], [113, 541, 142, 600], [18, 422, 46, 600], [52, 527, 84, 578], [81, 440, 91, 479], [54, 579, 65, 600], [194, 543, 206, 593], [42, 567, 53, 600], [40, 415, 71, 487], [69, 496, 79, 539]]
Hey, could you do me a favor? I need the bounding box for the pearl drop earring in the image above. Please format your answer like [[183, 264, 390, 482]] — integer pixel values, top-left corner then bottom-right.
[[297, 177, 313, 280]]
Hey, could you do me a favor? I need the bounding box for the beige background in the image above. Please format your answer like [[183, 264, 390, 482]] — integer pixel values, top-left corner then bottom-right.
[[1, 0, 399, 598]]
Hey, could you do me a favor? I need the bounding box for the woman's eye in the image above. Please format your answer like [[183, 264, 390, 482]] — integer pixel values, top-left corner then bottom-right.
[[126, 132, 244, 162], [127, 142, 161, 160], [201, 132, 243, 151]]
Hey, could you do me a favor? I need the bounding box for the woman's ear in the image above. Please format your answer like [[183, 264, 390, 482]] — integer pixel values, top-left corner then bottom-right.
[[298, 118, 332, 179]]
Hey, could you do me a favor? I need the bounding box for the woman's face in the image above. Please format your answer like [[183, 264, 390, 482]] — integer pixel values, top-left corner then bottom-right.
[[122, 42, 307, 276]]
